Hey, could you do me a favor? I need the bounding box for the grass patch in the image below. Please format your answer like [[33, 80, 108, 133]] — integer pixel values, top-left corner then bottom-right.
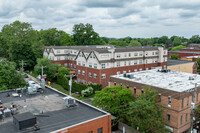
[[78, 94, 94, 100], [51, 83, 69, 95]]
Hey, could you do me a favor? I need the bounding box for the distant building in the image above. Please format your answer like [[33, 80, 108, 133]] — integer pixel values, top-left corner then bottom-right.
[[110, 69, 200, 133], [167, 59, 197, 74], [43, 45, 168, 87], [0, 86, 111, 133]]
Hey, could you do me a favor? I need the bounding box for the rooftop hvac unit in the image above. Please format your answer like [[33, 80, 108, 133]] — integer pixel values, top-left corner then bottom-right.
[[191, 102, 195, 109], [4, 108, 11, 117], [63, 96, 76, 107], [189, 76, 194, 80], [123, 73, 127, 77], [127, 74, 134, 79], [27, 87, 37, 95]]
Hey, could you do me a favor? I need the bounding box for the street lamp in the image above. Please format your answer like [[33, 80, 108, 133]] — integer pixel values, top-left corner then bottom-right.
[[65, 74, 76, 96]]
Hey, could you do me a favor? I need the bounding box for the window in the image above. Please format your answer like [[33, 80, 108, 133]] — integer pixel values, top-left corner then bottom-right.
[[167, 113, 170, 121], [141, 89, 144, 94], [101, 64, 106, 69], [88, 131, 93, 133], [164, 50, 166, 54], [64, 50, 68, 53], [101, 54, 109, 58], [139, 52, 143, 56], [164, 65, 166, 69], [197, 93, 198, 102], [134, 87, 136, 94], [186, 113, 188, 121], [139, 59, 143, 64], [78, 61, 81, 66], [116, 62, 120, 67], [70, 50, 73, 53], [139, 68, 142, 71], [146, 59, 148, 64], [74, 50, 77, 54], [117, 71, 120, 75], [65, 56, 68, 60], [64, 63, 68, 67], [146, 68, 149, 70], [134, 69, 137, 72], [187, 96, 189, 105], [128, 70, 131, 72], [57, 57, 60, 60], [168, 96, 171, 107], [93, 55, 95, 59], [128, 61, 131, 65], [57, 50, 60, 53], [124, 53, 127, 57], [127, 85, 129, 88], [146, 52, 148, 56], [180, 115, 183, 124], [182, 98, 184, 107], [152, 51, 154, 55], [155, 51, 158, 55], [114, 82, 116, 86], [74, 64, 76, 68], [134, 52, 138, 56], [82, 61, 85, 66], [94, 63, 97, 69], [124, 61, 126, 66], [89, 62, 92, 68], [94, 73, 97, 78], [89, 72, 92, 77], [82, 71, 85, 76], [90, 55, 92, 58], [159, 93, 161, 102], [70, 64, 73, 67], [78, 70, 81, 74], [134, 60, 137, 65], [116, 54, 121, 58], [129, 53, 131, 57], [101, 74, 106, 79], [98, 128, 103, 133], [123, 71, 126, 74]]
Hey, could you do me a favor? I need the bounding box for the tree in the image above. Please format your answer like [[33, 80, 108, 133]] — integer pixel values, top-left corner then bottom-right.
[[57, 66, 70, 89], [170, 54, 179, 60], [34, 58, 58, 80], [190, 35, 200, 43], [158, 36, 168, 44], [1, 21, 38, 69], [170, 45, 186, 51], [109, 40, 128, 47], [0, 59, 26, 91], [129, 40, 142, 46], [196, 58, 200, 74], [92, 85, 134, 118], [126, 87, 167, 133], [39, 28, 74, 46], [72, 23, 105, 45], [172, 37, 182, 46]]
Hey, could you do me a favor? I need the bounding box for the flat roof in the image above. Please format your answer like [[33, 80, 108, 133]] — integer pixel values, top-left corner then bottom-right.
[[111, 69, 200, 92], [169, 51, 200, 54], [0, 86, 108, 133], [167, 59, 194, 66]]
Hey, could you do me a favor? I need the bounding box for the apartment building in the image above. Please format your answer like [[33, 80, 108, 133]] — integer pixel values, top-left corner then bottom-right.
[[109, 69, 200, 133], [43, 45, 168, 87]]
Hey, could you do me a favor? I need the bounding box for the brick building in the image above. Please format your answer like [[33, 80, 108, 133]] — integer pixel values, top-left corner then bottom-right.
[[168, 51, 200, 59], [0, 85, 111, 133], [109, 69, 200, 133], [43, 45, 168, 87]]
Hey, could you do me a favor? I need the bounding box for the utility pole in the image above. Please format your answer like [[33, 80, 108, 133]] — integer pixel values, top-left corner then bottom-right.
[[65, 74, 75, 96], [41, 66, 46, 76], [19, 60, 26, 72], [190, 83, 197, 133]]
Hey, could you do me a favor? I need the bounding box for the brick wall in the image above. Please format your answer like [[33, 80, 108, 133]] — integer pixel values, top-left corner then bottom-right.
[[52, 60, 76, 70], [168, 52, 200, 59], [56, 115, 111, 133], [182, 48, 200, 52]]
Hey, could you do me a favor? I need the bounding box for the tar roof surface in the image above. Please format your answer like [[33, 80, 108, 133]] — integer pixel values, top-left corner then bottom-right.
[[111, 69, 200, 92], [167, 59, 194, 66], [169, 51, 200, 54], [0, 87, 107, 133]]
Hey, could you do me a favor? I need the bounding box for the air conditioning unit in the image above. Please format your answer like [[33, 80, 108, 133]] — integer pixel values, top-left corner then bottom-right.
[[63, 96, 76, 107], [191, 102, 195, 109], [127, 74, 134, 79]]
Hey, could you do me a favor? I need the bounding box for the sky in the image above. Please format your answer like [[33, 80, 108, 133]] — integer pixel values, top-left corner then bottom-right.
[[0, 0, 200, 38]]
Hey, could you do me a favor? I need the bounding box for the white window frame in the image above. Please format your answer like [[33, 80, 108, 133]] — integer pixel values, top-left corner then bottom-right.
[[101, 74, 106, 79]]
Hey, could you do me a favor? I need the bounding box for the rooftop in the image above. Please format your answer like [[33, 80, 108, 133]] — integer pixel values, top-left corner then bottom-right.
[[0, 86, 108, 133], [111, 69, 200, 92], [169, 51, 200, 54], [167, 59, 194, 66]]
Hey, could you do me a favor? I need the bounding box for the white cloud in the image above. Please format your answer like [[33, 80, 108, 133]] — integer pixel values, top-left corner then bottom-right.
[[0, 0, 199, 38]]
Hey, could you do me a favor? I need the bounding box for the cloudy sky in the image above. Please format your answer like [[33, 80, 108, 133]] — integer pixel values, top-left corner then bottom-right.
[[0, 0, 200, 38]]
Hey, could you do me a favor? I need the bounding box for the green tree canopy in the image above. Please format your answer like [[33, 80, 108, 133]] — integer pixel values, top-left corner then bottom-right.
[[57, 66, 70, 89], [170, 45, 186, 51], [0, 59, 26, 91], [170, 54, 179, 60], [34, 58, 58, 80], [92, 85, 134, 118], [39, 28, 74, 46], [109, 40, 128, 47], [126, 87, 167, 133], [129, 40, 142, 46], [72, 23, 105, 45], [0, 21, 38, 70]]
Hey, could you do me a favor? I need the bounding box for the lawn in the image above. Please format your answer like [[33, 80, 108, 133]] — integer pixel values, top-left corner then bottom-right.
[[50, 83, 69, 95]]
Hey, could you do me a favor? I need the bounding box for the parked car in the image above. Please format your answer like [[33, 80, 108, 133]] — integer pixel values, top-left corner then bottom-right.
[[28, 81, 42, 90]]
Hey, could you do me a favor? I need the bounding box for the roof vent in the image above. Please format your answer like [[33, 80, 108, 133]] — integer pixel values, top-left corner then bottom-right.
[[63, 96, 76, 107], [189, 76, 194, 80], [126, 74, 134, 79], [158, 69, 170, 73]]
